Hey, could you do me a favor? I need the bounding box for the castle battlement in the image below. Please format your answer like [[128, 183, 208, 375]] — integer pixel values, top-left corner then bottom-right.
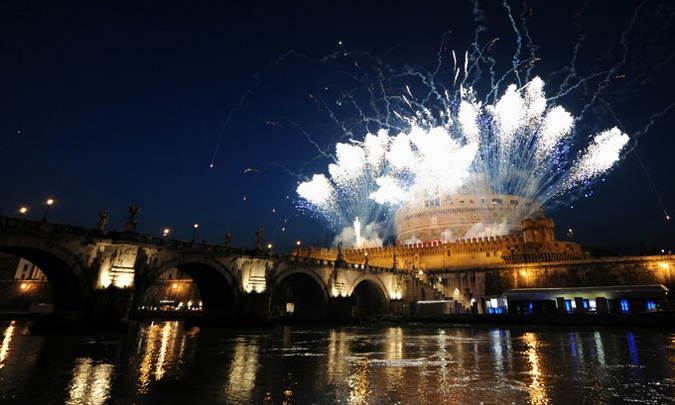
[[299, 215, 582, 271]]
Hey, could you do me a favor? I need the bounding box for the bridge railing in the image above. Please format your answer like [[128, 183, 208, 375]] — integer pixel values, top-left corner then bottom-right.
[[0, 215, 95, 237], [0, 215, 301, 260], [293, 254, 404, 274], [1, 215, 409, 272], [140, 235, 290, 258]]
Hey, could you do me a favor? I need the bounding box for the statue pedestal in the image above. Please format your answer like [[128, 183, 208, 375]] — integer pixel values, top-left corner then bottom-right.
[[329, 296, 353, 321], [93, 287, 134, 323], [123, 222, 139, 240], [238, 292, 271, 324]]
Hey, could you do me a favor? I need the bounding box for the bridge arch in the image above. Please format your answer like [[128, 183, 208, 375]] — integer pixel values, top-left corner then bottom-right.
[[269, 266, 330, 320], [137, 256, 240, 321], [0, 237, 95, 322], [348, 275, 390, 317]]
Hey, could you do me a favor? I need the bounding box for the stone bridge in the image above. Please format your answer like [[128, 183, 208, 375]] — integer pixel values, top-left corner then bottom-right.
[[0, 216, 418, 325]]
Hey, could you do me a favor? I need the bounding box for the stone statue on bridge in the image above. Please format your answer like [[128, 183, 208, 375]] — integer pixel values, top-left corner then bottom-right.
[[254, 227, 263, 250], [128, 204, 141, 223], [96, 211, 109, 231], [125, 204, 140, 233], [335, 241, 348, 269], [225, 232, 232, 247]]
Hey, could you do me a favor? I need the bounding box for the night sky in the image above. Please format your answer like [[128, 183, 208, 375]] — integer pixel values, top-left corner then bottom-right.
[[2, 1, 674, 255]]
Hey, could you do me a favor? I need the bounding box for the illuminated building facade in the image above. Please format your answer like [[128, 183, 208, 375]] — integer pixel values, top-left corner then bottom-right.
[[395, 191, 541, 244], [301, 196, 583, 271]]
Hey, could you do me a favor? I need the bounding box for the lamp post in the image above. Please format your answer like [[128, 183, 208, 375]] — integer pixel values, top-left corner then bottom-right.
[[172, 283, 179, 309], [521, 270, 530, 288], [42, 198, 54, 222], [19, 206, 28, 217], [191, 223, 199, 242], [163, 228, 170, 237]]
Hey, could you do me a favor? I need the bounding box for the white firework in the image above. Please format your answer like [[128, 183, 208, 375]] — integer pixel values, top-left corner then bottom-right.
[[296, 76, 629, 244]]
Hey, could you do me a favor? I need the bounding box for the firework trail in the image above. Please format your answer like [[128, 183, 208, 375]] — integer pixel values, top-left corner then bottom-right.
[[296, 74, 629, 245], [294, 2, 654, 247], [209, 2, 671, 249]]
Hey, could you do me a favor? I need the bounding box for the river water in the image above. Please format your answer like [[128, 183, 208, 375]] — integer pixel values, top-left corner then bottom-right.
[[1, 319, 674, 405]]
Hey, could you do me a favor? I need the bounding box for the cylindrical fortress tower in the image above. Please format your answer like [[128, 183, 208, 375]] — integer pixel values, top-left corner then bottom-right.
[[395, 192, 541, 243], [521, 216, 555, 243]]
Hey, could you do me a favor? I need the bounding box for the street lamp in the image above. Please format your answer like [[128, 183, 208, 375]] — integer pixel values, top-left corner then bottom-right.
[[19, 206, 28, 218], [42, 198, 54, 222], [290, 240, 301, 261], [163, 228, 170, 237], [521, 270, 530, 288], [191, 223, 199, 242]]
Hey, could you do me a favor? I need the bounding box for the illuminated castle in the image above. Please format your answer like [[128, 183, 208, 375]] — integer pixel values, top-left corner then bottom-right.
[[395, 189, 540, 244], [299, 193, 583, 271]]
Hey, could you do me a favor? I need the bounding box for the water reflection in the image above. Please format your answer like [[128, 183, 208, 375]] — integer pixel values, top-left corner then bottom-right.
[[134, 321, 197, 395], [383, 327, 405, 399], [435, 329, 450, 397], [220, 335, 260, 402], [592, 330, 607, 366], [136, 322, 163, 393], [348, 358, 371, 405], [0, 321, 14, 369], [326, 328, 352, 401], [66, 358, 113, 405], [522, 332, 551, 405], [490, 328, 514, 386], [327, 328, 348, 383], [626, 331, 639, 365], [1, 321, 674, 404]]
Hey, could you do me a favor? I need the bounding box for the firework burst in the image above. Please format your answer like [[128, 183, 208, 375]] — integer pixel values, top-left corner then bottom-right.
[[296, 72, 629, 246], [290, 0, 661, 249]]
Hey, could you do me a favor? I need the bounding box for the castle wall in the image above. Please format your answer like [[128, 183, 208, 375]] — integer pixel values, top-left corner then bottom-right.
[[301, 242, 675, 314], [300, 233, 572, 271], [429, 255, 675, 313], [521, 217, 555, 243], [394, 193, 540, 243]]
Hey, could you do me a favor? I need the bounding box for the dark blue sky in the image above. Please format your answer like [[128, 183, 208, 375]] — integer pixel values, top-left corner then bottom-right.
[[2, 1, 674, 254]]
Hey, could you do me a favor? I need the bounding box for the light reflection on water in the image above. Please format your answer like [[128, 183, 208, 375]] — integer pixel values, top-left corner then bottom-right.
[[0, 321, 15, 369], [0, 320, 674, 404], [221, 335, 260, 402], [521, 332, 549, 405], [134, 321, 190, 394], [66, 358, 113, 405]]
